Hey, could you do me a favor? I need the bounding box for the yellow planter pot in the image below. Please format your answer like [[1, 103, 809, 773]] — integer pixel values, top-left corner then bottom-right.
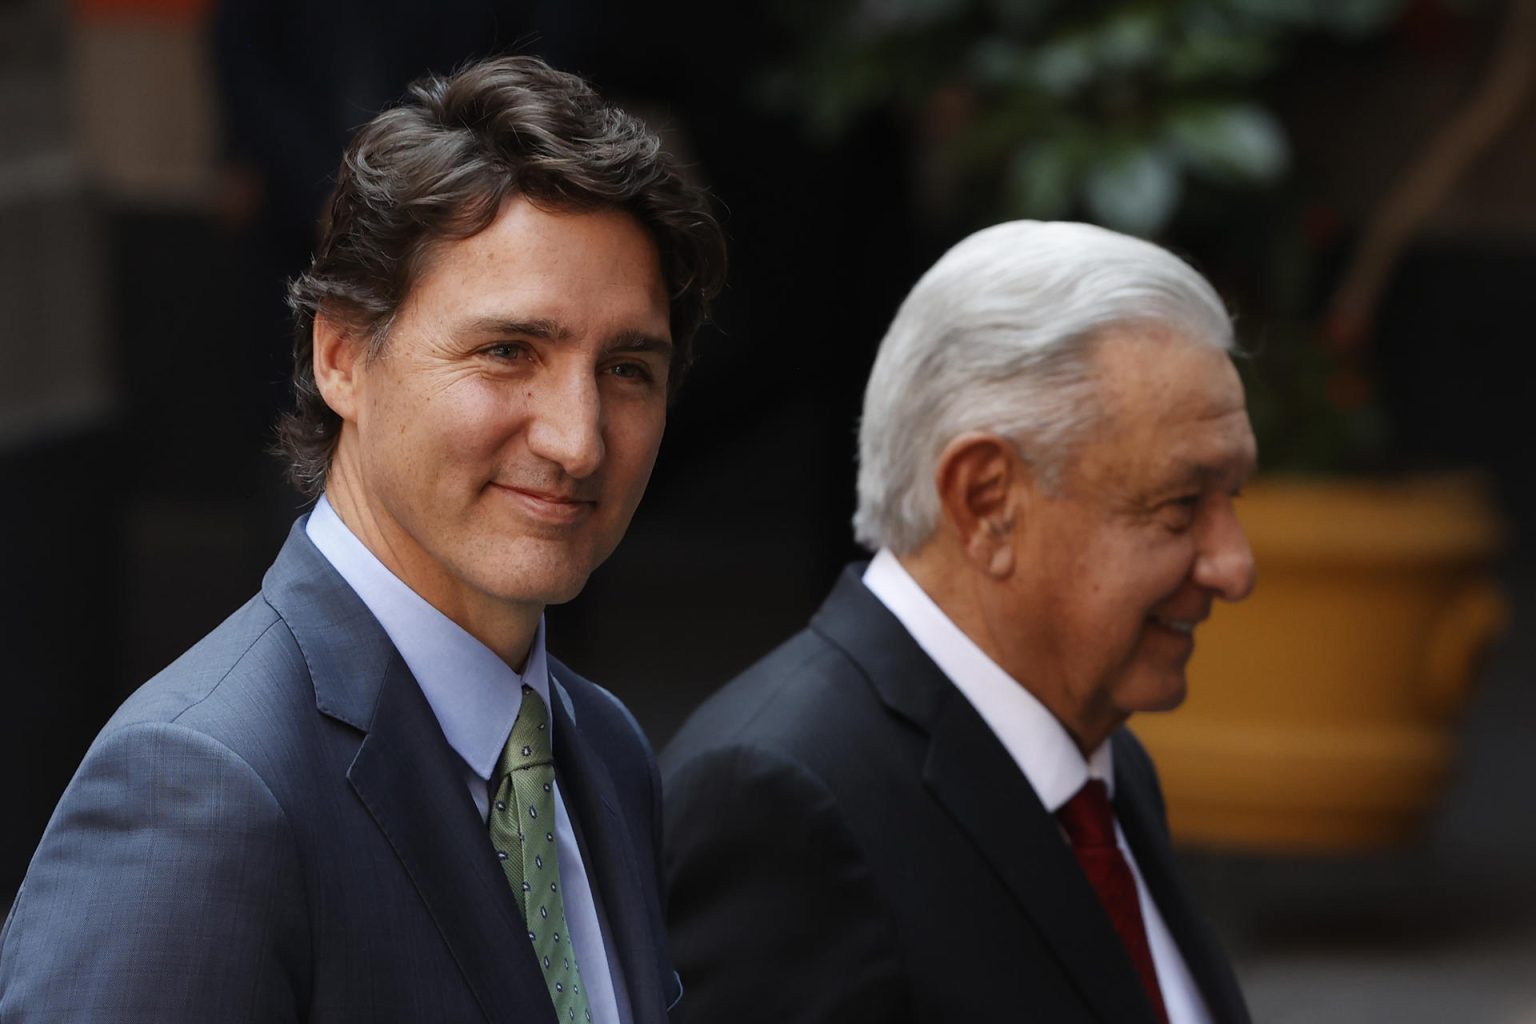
[[1134, 474, 1508, 851]]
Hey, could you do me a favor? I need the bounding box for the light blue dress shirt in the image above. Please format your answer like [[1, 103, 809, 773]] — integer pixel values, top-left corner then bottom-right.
[[307, 496, 627, 1024]]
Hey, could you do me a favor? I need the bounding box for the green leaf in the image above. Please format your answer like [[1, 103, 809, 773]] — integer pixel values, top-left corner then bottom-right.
[[1164, 27, 1277, 82], [1166, 102, 1288, 182], [1092, 6, 1166, 70], [1084, 145, 1182, 236], [1028, 34, 1098, 96]]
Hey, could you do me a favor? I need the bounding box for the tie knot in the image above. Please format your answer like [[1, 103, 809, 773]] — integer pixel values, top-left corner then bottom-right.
[[498, 685, 553, 777], [1056, 778, 1117, 849]]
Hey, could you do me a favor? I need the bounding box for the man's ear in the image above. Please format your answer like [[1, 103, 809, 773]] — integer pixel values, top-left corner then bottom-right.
[[933, 432, 1026, 579], [312, 310, 366, 423]]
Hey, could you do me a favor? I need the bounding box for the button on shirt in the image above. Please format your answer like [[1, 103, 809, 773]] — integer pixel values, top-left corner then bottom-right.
[[863, 549, 1213, 1024], [307, 497, 627, 1024]]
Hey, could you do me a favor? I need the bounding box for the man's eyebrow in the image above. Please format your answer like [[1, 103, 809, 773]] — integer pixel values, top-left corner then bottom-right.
[[607, 330, 673, 356], [461, 318, 671, 356], [1169, 454, 1257, 488], [463, 316, 570, 341]]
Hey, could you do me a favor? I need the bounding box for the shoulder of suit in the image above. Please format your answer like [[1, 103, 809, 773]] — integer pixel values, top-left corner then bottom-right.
[[662, 624, 893, 777], [102, 590, 305, 748]]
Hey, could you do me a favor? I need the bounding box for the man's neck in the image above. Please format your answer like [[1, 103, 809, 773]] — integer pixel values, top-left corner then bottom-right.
[[896, 545, 1117, 757], [321, 481, 542, 671]]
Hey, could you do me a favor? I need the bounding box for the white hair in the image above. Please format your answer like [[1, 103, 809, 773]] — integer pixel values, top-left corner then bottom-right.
[[853, 220, 1234, 554]]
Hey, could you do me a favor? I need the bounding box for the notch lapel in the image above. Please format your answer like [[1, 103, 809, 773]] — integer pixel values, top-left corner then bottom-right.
[[548, 681, 667, 1024], [347, 652, 557, 1024], [812, 565, 1161, 1024], [263, 521, 555, 1024], [922, 691, 1163, 1024]]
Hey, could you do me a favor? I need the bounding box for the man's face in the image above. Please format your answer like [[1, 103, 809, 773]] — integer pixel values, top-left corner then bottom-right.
[[331, 196, 672, 622], [988, 327, 1257, 749]]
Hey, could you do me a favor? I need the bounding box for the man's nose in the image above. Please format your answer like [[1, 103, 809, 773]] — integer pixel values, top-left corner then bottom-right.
[[526, 371, 604, 479], [1195, 504, 1257, 602]]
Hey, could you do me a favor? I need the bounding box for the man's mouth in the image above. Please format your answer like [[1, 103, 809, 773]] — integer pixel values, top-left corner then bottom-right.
[[490, 482, 597, 521], [1149, 614, 1198, 635]]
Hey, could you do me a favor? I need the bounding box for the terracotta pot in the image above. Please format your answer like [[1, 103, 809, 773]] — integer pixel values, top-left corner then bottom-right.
[[1134, 474, 1508, 851]]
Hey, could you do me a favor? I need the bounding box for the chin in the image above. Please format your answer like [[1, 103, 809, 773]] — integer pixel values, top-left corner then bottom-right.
[[496, 570, 594, 608], [1146, 682, 1189, 714], [1122, 670, 1189, 716], [474, 540, 610, 606], [531, 577, 594, 607], [465, 559, 589, 608]]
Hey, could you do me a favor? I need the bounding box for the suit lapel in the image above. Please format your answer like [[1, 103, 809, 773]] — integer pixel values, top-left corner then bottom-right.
[[1114, 757, 1250, 1024], [813, 566, 1161, 1024], [348, 660, 556, 1024], [262, 521, 555, 1024], [549, 678, 666, 1024], [923, 691, 1162, 1024]]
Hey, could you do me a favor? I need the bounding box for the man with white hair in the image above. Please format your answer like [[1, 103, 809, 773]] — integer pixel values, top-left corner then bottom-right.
[[661, 221, 1256, 1023]]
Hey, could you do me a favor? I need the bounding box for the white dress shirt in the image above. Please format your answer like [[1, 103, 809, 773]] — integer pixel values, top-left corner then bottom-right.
[[863, 549, 1212, 1024], [308, 497, 627, 1024]]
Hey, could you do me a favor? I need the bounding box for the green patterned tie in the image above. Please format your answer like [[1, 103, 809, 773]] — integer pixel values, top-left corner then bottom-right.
[[489, 685, 593, 1023]]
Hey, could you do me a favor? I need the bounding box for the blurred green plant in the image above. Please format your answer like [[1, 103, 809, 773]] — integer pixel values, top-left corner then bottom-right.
[[761, 0, 1408, 237], [762, 0, 1536, 475]]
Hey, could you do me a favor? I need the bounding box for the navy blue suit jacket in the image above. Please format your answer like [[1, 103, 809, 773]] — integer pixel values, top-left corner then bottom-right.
[[1, 520, 679, 1023]]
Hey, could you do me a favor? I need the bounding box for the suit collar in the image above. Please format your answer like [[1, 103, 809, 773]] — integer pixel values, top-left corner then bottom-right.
[[862, 549, 1116, 809], [810, 564, 948, 727], [813, 563, 1165, 1024], [304, 495, 549, 784], [261, 517, 389, 732], [262, 520, 557, 1023]]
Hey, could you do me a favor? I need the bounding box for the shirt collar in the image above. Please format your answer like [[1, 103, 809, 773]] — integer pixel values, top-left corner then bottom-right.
[[862, 548, 1112, 811], [305, 495, 549, 783]]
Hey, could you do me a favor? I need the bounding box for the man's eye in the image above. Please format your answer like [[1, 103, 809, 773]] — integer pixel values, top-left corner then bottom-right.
[[606, 361, 653, 382], [485, 343, 528, 360], [1159, 496, 1200, 529]]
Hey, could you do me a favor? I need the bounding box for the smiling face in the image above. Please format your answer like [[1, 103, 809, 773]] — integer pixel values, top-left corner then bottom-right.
[[319, 197, 671, 649], [987, 327, 1258, 750]]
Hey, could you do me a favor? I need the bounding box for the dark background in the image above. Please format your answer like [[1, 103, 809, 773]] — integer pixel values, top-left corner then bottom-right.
[[4, 1, 1536, 1016]]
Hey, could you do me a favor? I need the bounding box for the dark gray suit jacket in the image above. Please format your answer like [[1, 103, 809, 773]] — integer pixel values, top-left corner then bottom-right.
[[662, 565, 1250, 1023], [0, 520, 679, 1023]]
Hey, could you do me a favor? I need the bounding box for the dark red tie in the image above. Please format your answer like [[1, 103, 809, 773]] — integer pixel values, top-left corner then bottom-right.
[[1057, 780, 1170, 1024]]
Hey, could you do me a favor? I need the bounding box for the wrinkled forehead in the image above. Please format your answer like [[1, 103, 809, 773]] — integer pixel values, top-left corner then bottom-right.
[[1066, 328, 1254, 483], [1087, 325, 1242, 417]]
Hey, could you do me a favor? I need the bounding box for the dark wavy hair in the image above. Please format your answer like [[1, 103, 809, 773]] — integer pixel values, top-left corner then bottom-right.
[[276, 55, 727, 497]]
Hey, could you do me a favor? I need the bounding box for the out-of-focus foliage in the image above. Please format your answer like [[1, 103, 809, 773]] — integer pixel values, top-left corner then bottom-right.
[[1240, 324, 1394, 472], [761, 0, 1407, 236]]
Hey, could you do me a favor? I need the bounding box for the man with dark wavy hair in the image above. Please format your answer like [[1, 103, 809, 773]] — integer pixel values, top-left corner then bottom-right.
[[0, 56, 724, 1024]]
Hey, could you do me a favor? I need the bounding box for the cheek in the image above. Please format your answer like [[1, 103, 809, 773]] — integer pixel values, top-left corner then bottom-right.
[[1148, 538, 1201, 593], [1108, 528, 1198, 596], [418, 382, 525, 456], [1077, 550, 1187, 640]]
